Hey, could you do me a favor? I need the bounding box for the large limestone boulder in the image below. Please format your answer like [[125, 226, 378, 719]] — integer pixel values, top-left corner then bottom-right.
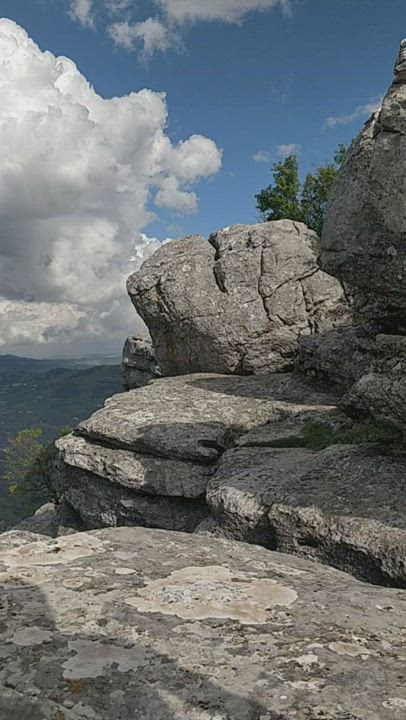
[[320, 40, 406, 316], [1, 526, 406, 719], [127, 221, 348, 376]]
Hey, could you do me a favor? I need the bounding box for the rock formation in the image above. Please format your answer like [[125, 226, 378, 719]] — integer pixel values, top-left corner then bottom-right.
[[2, 526, 406, 719], [121, 335, 160, 390], [128, 221, 348, 376], [320, 39, 406, 318], [317, 39, 406, 430], [48, 370, 406, 587]]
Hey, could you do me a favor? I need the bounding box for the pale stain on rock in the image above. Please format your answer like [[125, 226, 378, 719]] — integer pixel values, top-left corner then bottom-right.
[[114, 567, 136, 576], [125, 565, 298, 624], [328, 641, 371, 658], [62, 640, 146, 679], [294, 653, 324, 669], [10, 627, 54, 646], [0, 535, 102, 570]]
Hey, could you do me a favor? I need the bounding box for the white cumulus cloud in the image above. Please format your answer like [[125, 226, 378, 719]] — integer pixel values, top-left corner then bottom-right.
[[324, 98, 383, 128], [0, 19, 222, 351]]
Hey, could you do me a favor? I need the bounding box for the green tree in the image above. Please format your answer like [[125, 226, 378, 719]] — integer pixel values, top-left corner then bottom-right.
[[255, 155, 303, 223], [255, 144, 347, 235], [2, 426, 71, 506]]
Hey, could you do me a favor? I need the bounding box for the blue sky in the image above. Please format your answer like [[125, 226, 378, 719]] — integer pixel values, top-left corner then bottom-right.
[[1, 0, 403, 236], [0, 0, 405, 355]]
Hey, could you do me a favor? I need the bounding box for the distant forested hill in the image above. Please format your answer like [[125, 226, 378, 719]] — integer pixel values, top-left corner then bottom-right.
[[0, 354, 122, 528]]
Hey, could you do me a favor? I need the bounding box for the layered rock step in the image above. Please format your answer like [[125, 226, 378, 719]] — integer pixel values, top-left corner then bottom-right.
[[1, 526, 406, 719], [54, 372, 336, 532], [53, 372, 406, 586]]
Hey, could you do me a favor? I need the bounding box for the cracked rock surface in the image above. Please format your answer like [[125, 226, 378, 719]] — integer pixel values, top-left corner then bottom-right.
[[127, 221, 348, 376], [1, 525, 406, 719]]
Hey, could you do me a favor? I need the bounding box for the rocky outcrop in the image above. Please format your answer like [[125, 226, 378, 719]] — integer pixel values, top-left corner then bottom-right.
[[316, 40, 406, 433], [1, 525, 406, 719], [51, 371, 406, 587], [320, 40, 406, 318], [53, 372, 336, 532], [121, 335, 160, 390], [297, 325, 377, 389], [128, 221, 348, 376]]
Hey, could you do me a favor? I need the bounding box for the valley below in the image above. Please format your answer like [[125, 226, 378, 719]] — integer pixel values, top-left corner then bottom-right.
[[0, 354, 122, 528]]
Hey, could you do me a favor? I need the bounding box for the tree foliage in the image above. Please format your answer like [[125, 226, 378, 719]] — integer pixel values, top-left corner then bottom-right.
[[2, 426, 71, 505], [255, 144, 347, 236]]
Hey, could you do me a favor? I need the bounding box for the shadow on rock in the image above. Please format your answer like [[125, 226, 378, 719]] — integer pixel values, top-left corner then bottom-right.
[[0, 576, 269, 720]]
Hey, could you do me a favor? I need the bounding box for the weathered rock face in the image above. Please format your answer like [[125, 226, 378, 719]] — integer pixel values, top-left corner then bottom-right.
[[320, 40, 406, 317], [341, 334, 406, 430], [121, 336, 160, 390], [128, 221, 348, 376], [1, 526, 406, 719], [297, 325, 377, 390], [207, 442, 406, 587]]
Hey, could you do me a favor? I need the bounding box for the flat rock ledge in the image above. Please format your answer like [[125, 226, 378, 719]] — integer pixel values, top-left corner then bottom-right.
[[51, 372, 406, 588], [1, 526, 406, 719]]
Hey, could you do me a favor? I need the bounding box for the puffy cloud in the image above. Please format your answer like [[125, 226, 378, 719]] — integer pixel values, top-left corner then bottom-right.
[[253, 150, 271, 163], [0, 20, 222, 351], [324, 98, 383, 128], [277, 143, 301, 158], [108, 18, 171, 55], [155, 177, 198, 212]]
